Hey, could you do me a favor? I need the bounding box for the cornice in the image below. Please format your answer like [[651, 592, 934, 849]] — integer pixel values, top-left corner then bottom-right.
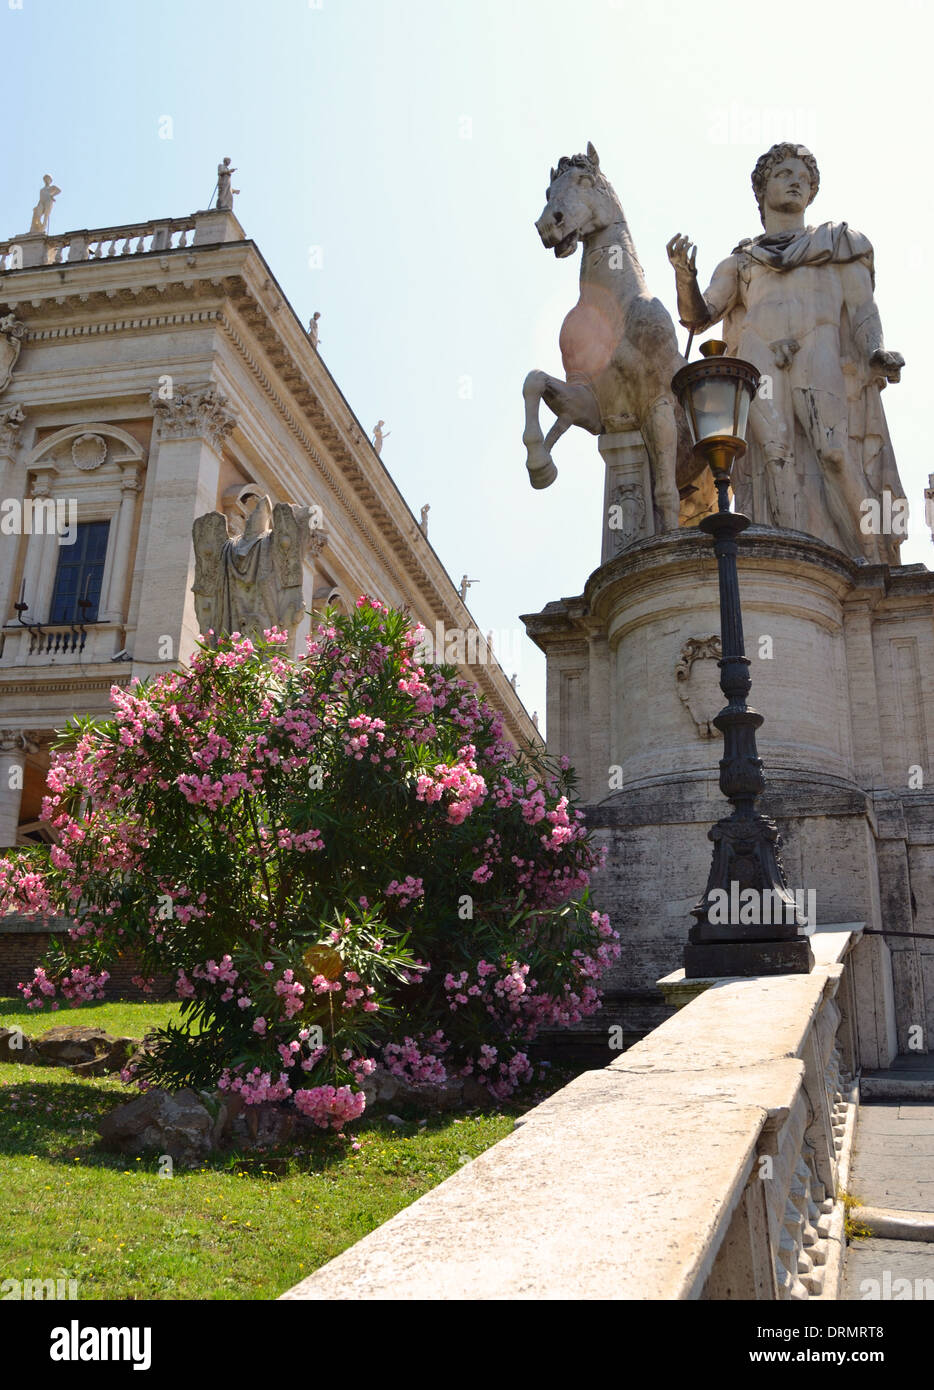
[[0, 242, 539, 741]]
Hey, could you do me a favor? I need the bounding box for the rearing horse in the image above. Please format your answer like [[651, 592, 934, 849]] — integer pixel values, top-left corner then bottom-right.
[[523, 143, 703, 529]]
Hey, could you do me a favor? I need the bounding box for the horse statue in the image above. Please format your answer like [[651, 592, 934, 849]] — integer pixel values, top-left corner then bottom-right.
[[522, 142, 709, 529]]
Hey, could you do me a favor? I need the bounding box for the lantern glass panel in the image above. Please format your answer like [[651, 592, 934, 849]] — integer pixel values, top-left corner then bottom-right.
[[688, 376, 742, 443]]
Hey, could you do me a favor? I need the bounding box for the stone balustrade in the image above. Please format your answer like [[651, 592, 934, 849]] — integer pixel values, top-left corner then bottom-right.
[[0, 213, 214, 271], [282, 926, 875, 1301], [0, 622, 126, 667]]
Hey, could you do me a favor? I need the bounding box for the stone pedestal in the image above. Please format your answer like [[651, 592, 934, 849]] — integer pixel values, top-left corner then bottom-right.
[[11, 234, 50, 269], [522, 527, 934, 1046], [193, 209, 246, 247], [599, 429, 654, 564]]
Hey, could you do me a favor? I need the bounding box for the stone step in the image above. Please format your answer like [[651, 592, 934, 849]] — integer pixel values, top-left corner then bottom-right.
[[861, 1076, 934, 1101]]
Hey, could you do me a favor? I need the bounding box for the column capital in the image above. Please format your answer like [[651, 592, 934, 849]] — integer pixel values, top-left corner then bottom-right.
[[150, 383, 238, 450], [119, 463, 143, 492]]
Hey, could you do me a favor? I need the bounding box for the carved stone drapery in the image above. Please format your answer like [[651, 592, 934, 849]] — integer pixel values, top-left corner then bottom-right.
[[150, 384, 237, 450], [192, 495, 320, 653]]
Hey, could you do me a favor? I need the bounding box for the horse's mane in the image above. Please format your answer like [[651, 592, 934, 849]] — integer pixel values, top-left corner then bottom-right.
[[547, 152, 612, 197]]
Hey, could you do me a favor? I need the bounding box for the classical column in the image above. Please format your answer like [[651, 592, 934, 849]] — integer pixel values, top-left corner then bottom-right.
[[19, 477, 57, 624], [0, 406, 27, 627], [100, 465, 142, 623], [599, 428, 655, 564], [132, 385, 237, 668], [0, 731, 37, 847]]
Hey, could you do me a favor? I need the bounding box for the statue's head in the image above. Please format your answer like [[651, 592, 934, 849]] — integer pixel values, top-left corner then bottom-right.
[[752, 143, 820, 226], [535, 142, 617, 257]]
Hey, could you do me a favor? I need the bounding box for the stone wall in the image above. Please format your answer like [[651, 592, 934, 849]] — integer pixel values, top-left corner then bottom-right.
[[0, 917, 170, 999], [281, 927, 868, 1301], [523, 525, 934, 1047]]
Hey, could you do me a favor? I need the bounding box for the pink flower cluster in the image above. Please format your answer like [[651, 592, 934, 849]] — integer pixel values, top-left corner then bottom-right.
[[294, 1084, 366, 1131], [18, 965, 58, 1010], [60, 965, 110, 1004], [385, 875, 424, 907], [383, 1032, 448, 1085], [218, 1067, 293, 1105], [274, 968, 306, 1018], [415, 746, 487, 825], [342, 714, 396, 766]]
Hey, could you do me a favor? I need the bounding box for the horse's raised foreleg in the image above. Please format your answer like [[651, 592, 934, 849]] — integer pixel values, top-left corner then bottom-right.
[[523, 371, 601, 490], [523, 369, 559, 489]]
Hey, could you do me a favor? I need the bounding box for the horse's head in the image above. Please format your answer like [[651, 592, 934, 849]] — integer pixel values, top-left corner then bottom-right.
[[535, 142, 618, 257]]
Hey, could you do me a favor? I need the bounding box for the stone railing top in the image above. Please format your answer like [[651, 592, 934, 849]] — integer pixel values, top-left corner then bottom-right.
[[282, 925, 861, 1302], [0, 209, 244, 272]]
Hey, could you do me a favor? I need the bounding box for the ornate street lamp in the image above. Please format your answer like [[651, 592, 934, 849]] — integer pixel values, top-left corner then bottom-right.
[[672, 341, 814, 978]]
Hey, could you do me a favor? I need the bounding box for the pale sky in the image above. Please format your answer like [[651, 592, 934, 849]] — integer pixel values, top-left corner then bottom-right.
[[3, 0, 932, 726]]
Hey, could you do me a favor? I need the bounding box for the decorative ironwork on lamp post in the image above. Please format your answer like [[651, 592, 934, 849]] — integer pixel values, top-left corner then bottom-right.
[[672, 340, 814, 978]]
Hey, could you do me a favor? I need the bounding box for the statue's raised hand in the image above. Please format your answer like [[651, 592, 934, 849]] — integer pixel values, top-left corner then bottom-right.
[[667, 234, 698, 277], [869, 348, 904, 384]]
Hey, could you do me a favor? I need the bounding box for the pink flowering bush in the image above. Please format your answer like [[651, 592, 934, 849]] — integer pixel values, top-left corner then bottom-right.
[[0, 599, 618, 1129]]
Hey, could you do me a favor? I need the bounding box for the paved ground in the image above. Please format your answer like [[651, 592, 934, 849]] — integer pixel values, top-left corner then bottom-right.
[[841, 1094, 934, 1300], [843, 1239, 934, 1299], [848, 1102, 934, 1211]]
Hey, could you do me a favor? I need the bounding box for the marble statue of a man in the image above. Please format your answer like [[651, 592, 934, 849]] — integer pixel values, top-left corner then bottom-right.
[[216, 158, 239, 211], [667, 144, 906, 564], [192, 495, 314, 652], [372, 420, 390, 455], [29, 175, 61, 234]]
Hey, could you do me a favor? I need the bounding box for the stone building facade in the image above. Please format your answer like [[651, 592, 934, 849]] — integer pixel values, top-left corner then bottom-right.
[[0, 203, 537, 988]]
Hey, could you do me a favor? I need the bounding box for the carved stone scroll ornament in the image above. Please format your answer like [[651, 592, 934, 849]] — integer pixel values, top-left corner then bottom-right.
[[0, 315, 27, 395], [192, 495, 321, 652], [0, 404, 26, 453], [675, 636, 722, 738]]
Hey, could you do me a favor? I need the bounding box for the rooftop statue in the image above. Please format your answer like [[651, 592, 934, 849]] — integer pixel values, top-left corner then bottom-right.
[[522, 143, 703, 531], [372, 420, 390, 455], [216, 157, 239, 212], [28, 175, 61, 235], [667, 143, 906, 564]]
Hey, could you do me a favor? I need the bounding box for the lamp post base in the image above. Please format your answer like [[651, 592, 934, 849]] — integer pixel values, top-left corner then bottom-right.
[[684, 937, 814, 979]]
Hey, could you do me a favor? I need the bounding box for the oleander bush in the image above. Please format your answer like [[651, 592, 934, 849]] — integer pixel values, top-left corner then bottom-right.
[[0, 598, 618, 1129]]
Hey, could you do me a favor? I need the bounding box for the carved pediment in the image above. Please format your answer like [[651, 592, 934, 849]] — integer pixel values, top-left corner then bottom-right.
[[25, 422, 145, 477]]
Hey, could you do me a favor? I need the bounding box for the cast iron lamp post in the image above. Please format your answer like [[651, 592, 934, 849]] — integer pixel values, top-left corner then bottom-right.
[[672, 340, 814, 978]]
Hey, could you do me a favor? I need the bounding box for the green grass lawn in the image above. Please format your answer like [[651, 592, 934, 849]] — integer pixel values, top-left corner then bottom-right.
[[0, 997, 561, 1300]]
